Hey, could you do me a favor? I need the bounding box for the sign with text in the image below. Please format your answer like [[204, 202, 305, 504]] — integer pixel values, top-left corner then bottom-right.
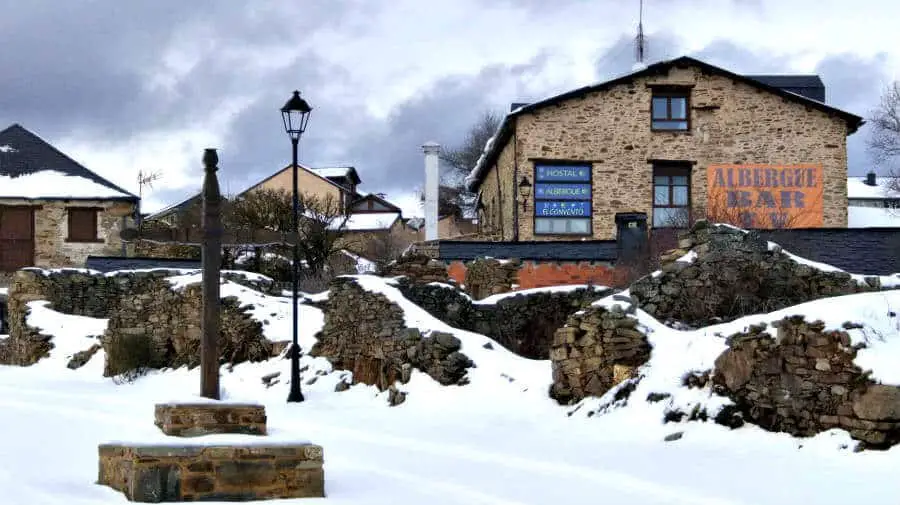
[[706, 164, 824, 228], [535, 183, 592, 200], [535, 200, 591, 217], [535, 164, 591, 182]]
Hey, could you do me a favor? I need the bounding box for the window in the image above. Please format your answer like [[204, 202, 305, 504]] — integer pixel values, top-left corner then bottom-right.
[[533, 163, 592, 236], [652, 166, 690, 228], [67, 208, 99, 242], [651, 90, 689, 130]]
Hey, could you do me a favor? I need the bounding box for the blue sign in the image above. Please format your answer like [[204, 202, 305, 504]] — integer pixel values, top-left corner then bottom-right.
[[535, 183, 592, 200], [535, 201, 591, 217], [535, 164, 591, 182]]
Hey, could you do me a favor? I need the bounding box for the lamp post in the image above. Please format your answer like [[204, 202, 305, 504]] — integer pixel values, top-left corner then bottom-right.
[[281, 90, 312, 403], [518, 176, 532, 212]]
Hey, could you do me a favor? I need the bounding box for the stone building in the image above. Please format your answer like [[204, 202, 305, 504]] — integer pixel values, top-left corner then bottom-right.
[[0, 124, 138, 273], [465, 56, 865, 241]]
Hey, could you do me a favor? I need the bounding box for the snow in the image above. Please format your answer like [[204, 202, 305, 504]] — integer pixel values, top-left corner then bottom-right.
[[0, 170, 133, 199], [310, 167, 353, 179], [340, 250, 378, 273], [0, 286, 7, 296], [475, 284, 608, 305], [337, 212, 400, 231], [848, 206, 900, 227], [847, 176, 900, 200], [766, 240, 900, 287], [0, 144, 16, 153], [3, 272, 900, 503]]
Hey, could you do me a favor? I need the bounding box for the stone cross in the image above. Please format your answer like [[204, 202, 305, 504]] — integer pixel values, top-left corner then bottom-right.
[[200, 148, 222, 400]]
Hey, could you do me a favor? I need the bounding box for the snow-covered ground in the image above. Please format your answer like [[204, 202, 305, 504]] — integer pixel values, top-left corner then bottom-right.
[[1, 273, 899, 504]]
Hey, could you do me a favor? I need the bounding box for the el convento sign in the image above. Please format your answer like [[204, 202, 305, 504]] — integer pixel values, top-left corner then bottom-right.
[[706, 164, 824, 228]]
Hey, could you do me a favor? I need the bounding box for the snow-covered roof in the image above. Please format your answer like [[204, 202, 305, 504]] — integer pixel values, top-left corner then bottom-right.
[[336, 212, 400, 231], [0, 170, 136, 200], [848, 206, 900, 228], [0, 123, 138, 201], [310, 167, 353, 178], [847, 176, 900, 200]]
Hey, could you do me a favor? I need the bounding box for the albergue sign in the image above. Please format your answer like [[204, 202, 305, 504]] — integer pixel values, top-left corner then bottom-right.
[[706, 164, 824, 228]]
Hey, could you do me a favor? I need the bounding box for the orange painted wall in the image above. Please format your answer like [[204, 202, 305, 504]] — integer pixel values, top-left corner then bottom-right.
[[445, 260, 630, 291]]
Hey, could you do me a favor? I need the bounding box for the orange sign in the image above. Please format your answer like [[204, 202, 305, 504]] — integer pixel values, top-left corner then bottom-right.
[[706, 164, 824, 228]]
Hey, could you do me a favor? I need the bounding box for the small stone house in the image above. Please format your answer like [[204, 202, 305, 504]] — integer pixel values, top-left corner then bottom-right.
[[0, 124, 138, 272], [466, 56, 865, 241]]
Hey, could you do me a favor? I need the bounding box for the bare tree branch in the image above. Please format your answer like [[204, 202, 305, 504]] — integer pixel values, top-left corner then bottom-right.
[[434, 110, 502, 218], [868, 81, 900, 187]]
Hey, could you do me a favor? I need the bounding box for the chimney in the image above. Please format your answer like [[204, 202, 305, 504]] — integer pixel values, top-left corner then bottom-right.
[[422, 141, 441, 241], [866, 171, 877, 186]]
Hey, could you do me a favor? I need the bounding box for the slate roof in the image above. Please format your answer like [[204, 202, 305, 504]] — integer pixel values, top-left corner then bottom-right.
[[467, 56, 865, 193], [84, 256, 201, 273], [0, 124, 138, 201], [144, 192, 202, 221], [434, 240, 617, 262], [746, 75, 826, 102], [757, 229, 900, 276]]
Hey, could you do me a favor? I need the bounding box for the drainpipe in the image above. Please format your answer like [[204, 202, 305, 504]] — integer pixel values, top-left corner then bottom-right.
[[512, 130, 519, 242]]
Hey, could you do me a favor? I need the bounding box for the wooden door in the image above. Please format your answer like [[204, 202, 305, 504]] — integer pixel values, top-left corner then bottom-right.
[[0, 206, 35, 271]]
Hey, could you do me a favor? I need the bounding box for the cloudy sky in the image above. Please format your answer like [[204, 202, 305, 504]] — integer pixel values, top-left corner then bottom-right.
[[1, 0, 897, 217]]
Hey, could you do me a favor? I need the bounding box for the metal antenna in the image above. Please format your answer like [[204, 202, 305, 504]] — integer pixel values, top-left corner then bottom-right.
[[635, 0, 646, 64]]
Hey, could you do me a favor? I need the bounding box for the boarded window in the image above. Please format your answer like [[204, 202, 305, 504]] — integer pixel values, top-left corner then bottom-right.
[[68, 208, 99, 242]]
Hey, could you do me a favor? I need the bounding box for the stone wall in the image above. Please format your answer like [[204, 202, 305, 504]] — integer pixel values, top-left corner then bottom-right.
[[396, 279, 610, 359], [383, 253, 450, 284], [1, 268, 275, 372], [310, 277, 473, 390], [464, 258, 520, 300], [549, 302, 652, 405], [475, 62, 851, 240], [98, 443, 325, 501], [630, 221, 875, 327], [0, 199, 136, 270], [713, 316, 900, 449], [132, 239, 202, 260]]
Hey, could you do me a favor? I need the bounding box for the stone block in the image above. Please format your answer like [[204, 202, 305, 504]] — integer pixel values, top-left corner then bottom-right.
[[154, 403, 267, 437], [97, 443, 325, 502]]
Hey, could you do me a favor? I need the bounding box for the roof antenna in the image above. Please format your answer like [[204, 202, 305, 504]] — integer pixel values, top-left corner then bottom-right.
[[633, 0, 648, 71]]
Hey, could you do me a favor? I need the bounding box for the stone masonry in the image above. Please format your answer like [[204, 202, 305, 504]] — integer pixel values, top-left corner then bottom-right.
[[475, 62, 851, 241], [630, 221, 876, 327], [0, 199, 136, 270], [1, 268, 275, 372], [154, 403, 267, 437], [713, 316, 900, 449], [310, 277, 474, 390], [549, 302, 652, 405], [396, 278, 610, 360], [98, 443, 325, 501]]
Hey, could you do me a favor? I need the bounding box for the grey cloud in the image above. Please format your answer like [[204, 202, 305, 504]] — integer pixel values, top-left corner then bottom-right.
[[0, 0, 360, 141], [209, 53, 555, 205]]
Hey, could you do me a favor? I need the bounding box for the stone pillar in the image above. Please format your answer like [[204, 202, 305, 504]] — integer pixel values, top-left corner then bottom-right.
[[423, 141, 440, 241], [200, 148, 221, 400]]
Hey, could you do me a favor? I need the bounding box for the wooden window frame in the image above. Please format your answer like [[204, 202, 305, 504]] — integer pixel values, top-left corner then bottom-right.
[[66, 207, 104, 243], [651, 88, 691, 132], [652, 165, 692, 229]]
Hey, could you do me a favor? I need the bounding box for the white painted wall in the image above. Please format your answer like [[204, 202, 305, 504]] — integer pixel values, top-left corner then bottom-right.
[[422, 141, 440, 241]]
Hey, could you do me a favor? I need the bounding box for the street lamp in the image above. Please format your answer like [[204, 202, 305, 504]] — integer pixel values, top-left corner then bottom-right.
[[518, 176, 532, 211], [281, 90, 312, 403]]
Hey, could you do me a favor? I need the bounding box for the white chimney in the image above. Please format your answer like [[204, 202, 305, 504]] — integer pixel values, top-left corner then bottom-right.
[[422, 141, 440, 241]]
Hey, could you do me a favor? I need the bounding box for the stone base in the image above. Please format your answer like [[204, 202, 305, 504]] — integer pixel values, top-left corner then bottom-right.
[[154, 403, 267, 437], [98, 443, 325, 502]]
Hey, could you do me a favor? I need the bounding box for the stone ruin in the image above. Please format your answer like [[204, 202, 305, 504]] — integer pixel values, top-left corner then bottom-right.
[[310, 277, 474, 400], [630, 221, 882, 327], [396, 278, 610, 359], [0, 268, 278, 375]]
